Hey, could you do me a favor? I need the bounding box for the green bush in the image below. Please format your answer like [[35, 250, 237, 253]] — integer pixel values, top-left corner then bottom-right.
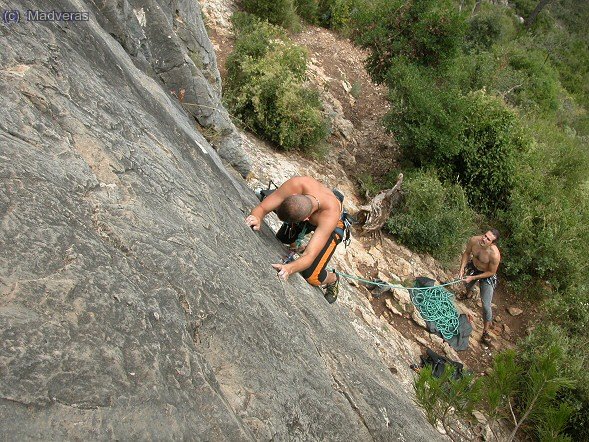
[[481, 345, 575, 441], [546, 284, 589, 341], [507, 0, 589, 118], [386, 170, 476, 264], [241, 0, 300, 31], [384, 60, 530, 215], [294, 0, 319, 24], [384, 59, 466, 164], [415, 344, 577, 441], [317, 0, 359, 31], [498, 118, 589, 288], [511, 0, 537, 19], [517, 325, 584, 441], [225, 13, 328, 151], [350, 0, 467, 82], [501, 44, 560, 113], [450, 43, 560, 115], [355, 172, 380, 198], [414, 364, 481, 439], [512, 0, 555, 31], [542, 28, 589, 113], [446, 51, 499, 94], [465, 4, 518, 51], [456, 90, 530, 215]]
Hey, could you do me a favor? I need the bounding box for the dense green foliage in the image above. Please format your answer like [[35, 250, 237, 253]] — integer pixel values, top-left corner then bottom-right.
[[349, 0, 589, 286], [293, 0, 319, 24], [241, 0, 300, 31], [464, 3, 517, 51], [414, 365, 480, 440], [350, 0, 466, 82], [225, 13, 328, 151], [385, 60, 530, 215], [240, 0, 362, 31], [513, 0, 589, 131], [448, 42, 561, 115], [518, 325, 588, 440], [316, 0, 360, 31], [499, 119, 589, 288], [386, 170, 476, 263]]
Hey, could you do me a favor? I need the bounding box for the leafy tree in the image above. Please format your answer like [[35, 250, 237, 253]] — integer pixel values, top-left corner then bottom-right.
[[350, 0, 467, 82], [455, 91, 530, 214], [526, 0, 553, 28], [525, 310, 589, 440], [451, 41, 561, 115], [294, 0, 320, 24], [512, 328, 577, 441], [464, 3, 518, 51], [479, 347, 575, 441], [384, 60, 530, 215], [415, 346, 575, 441], [498, 117, 589, 288], [414, 365, 481, 442], [317, 0, 360, 31]]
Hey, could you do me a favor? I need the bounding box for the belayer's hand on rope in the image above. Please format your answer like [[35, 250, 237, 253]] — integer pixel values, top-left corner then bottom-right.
[[245, 214, 261, 231]]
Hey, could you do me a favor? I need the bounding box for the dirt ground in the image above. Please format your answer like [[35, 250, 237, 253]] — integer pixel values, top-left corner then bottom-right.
[[206, 19, 535, 377], [292, 26, 398, 182]]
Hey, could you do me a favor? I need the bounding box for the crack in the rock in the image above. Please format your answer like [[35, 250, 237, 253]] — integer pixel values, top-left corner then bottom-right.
[[0, 397, 34, 408], [53, 397, 105, 410], [332, 376, 374, 440], [155, 59, 186, 76]]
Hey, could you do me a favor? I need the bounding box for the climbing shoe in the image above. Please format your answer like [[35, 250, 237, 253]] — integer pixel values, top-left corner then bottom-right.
[[481, 331, 492, 346], [324, 274, 340, 304]]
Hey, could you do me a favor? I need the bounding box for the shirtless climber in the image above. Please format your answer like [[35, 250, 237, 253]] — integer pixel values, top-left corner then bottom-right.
[[245, 176, 345, 303], [459, 230, 501, 345]]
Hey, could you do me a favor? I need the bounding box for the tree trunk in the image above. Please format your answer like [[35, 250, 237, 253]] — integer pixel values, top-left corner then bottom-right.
[[472, 0, 482, 15], [526, 0, 552, 27], [506, 379, 547, 441], [357, 173, 404, 233]]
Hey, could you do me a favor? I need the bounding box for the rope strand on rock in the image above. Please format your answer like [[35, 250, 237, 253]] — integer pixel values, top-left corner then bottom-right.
[[330, 269, 462, 340]]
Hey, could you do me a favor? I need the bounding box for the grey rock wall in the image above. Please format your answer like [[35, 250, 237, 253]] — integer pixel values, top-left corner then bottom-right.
[[88, 0, 251, 177], [0, 0, 442, 440]]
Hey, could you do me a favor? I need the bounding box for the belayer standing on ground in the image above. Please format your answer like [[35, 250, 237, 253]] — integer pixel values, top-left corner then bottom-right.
[[458, 229, 501, 345], [245, 176, 345, 303]]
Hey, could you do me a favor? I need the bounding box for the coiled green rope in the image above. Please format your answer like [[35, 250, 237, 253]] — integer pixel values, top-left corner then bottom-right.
[[410, 286, 459, 340], [331, 269, 461, 340]]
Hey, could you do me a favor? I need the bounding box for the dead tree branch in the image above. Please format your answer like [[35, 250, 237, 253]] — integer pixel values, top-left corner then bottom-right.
[[357, 173, 404, 234]]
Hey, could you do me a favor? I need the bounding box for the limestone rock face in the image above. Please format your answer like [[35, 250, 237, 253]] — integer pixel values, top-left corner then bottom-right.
[[0, 1, 441, 440], [89, 0, 251, 176]]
